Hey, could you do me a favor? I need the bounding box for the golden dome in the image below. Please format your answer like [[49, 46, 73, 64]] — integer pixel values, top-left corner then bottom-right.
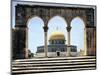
[[49, 31, 65, 40]]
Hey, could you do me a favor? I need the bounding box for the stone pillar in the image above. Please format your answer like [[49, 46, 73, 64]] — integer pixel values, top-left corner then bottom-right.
[[86, 27, 96, 56], [66, 26, 72, 56], [13, 27, 28, 59], [43, 26, 48, 57], [84, 28, 87, 55]]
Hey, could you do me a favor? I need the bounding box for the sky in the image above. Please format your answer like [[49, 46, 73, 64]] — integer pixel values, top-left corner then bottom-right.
[[12, 1, 85, 53]]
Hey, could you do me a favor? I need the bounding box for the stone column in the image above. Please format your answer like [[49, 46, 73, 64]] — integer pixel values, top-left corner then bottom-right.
[[66, 26, 72, 56], [86, 27, 96, 56], [13, 27, 28, 59], [13, 5, 29, 59], [84, 28, 87, 55], [43, 26, 48, 57]]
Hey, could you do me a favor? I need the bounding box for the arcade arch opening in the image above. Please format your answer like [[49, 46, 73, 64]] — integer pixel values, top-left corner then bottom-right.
[[71, 17, 86, 56], [27, 16, 44, 58]]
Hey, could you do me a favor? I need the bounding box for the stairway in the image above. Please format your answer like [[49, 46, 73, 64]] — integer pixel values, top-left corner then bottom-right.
[[12, 56, 96, 75]]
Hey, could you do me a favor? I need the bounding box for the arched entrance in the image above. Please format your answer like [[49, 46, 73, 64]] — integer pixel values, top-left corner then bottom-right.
[[27, 16, 44, 56], [57, 51, 60, 57], [71, 17, 86, 55], [12, 2, 96, 59], [48, 16, 67, 57]]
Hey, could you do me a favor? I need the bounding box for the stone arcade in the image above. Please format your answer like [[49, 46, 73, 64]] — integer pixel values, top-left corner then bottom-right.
[[12, 2, 96, 59]]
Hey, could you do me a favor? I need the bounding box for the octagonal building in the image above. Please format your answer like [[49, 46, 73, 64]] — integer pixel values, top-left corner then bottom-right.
[[36, 31, 77, 57]]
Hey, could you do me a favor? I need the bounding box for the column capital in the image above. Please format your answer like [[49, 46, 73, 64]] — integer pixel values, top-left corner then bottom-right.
[[43, 26, 48, 32], [66, 26, 72, 32]]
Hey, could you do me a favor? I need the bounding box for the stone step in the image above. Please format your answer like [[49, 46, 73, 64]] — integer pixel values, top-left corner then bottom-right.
[[12, 61, 95, 67], [12, 67, 96, 74], [12, 59, 96, 64], [12, 56, 96, 74], [12, 64, 96, 70], [13, 56, 96, 62]]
